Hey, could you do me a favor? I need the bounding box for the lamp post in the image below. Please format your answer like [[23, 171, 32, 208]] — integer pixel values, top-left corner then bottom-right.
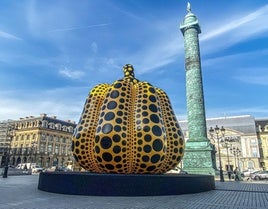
[[209, 125, 225, 182], [29, 141, 37, 169], [230, 147, 241, 169], [2, 124, 16, 178]]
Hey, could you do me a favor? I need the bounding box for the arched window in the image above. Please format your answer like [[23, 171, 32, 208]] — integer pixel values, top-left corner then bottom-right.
[[68, 126, 74, 133], [42, 120, 48, 128], [55, 123, 61, 130], [49, 122, 55, 129], [248, 160, 254, 169]]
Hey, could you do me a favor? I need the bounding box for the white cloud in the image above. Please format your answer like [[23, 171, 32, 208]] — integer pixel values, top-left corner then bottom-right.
[[200, 4, 268, 53], [91, 42, 98, 53], [201, 5, 268, 41], [207, 106, 268, 119], [0, 30, 21, 40], [59, 67, 85, 79], [0, 87, 89, 122]]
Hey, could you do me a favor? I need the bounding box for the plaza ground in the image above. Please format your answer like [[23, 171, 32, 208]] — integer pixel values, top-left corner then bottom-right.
[[0, 175, 268, 209]]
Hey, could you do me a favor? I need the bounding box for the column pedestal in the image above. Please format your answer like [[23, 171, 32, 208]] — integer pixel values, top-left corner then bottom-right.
[[183, 140, 216, 175]]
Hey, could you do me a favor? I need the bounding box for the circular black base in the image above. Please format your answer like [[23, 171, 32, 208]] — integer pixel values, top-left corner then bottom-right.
[[38, 172, 215, 196]]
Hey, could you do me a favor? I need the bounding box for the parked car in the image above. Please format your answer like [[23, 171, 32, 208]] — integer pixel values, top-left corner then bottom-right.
[[32, 165, 43, 173], [250, 170, 268, 180], [56, 166, 72, 172], [242, 169, 258, 177]]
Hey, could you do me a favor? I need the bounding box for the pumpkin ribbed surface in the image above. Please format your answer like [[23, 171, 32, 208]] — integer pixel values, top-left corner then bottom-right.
[[72, 64, 184, 174]]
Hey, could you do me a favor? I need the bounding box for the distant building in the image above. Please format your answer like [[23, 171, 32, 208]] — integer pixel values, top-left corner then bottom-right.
[[0, 120, 14, 166], [255, 119, 268, 170], [0, 114, 76, 168], [180, 115, 262, 171]]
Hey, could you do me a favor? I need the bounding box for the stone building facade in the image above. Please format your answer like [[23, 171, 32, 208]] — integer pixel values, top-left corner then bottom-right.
[[0, 114, 76, 168], [180, 115, 262, 172], [255, 119, 268, 170]]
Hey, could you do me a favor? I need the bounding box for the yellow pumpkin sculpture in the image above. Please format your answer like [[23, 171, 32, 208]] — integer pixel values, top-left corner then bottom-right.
[[72, 64, 185, 174]]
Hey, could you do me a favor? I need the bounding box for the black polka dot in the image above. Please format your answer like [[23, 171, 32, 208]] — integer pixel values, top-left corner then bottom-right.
[[179, 147, 184, 154], [149, 104, 158, 112], [110, 90, 119, 99], [113, 146, 121, 154], [75, 133, 81, 139], [147, 165, 156, 172], [104, 112, 115, 121], [100, 136, 112, 149], [138, 140, 143, 145], [116, 163, 122, 168], [95, 135, 100, 143], [95, 146, 100, 153], [152, 125, 162, 136], [105, 164, 114, 170], [81, 138, 85, 143], [78, 126, 83, 131], [112, 134, 121, 142], [143, 145, 151, 153], [114, 156, 122, 162], [179, 138, 184, 145], [117, 111, 123, 116], [102, 124, 113, 134], [144, 134, 152, 142], [142, 156, 149, 162], [102, 152, 113, 162], [115, 118, 122, 124], [150, 114, 160, 123], [143, 126, 150, 132], [142, 118, 149, 124], [142, 112, 148, 116], [107, 101, 117, 109], [96, 156, 102, 162], [114, 125, 121, 132], [75, 141, 80, 146], [174, 148, 178, 153], [151, 154, 160, 163], [149, 95, 157, 102], [153, 139, 163, 151], [114, 83, 122, 88], [149, 87, 155, 93]]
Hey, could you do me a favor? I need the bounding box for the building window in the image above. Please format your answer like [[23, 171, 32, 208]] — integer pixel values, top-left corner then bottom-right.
[[40, 143, 45, 153], [62, 138, 66, 143], [42, 120, 48, 128], [56, 123, 61, 130], [248, 161, 254, 169], [250, 139, 256, 144], [47, 144, 52, 153], [41, 134, 46, 141], [55, 145, 59, 154], [68, 126, 74, 133], [252, 147, 258, 157]]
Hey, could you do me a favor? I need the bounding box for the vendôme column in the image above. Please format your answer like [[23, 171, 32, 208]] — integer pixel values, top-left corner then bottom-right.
[[180, 3, 216, 175]]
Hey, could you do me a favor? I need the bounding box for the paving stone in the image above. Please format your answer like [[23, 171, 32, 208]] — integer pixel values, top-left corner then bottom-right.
[[0, 176, 267, 209]]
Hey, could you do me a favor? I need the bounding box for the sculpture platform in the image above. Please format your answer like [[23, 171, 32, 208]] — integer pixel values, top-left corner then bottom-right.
[[38, 172, 215, 196]]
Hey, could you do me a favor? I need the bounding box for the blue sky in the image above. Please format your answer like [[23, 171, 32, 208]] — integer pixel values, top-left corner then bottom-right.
[[1, 0, 268, 122]]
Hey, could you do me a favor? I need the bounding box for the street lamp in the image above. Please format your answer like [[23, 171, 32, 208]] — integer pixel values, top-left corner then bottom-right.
[[2, 124, 16, 178], [29, 141, 37, 169], [209, 125, 225, 182], [230, 147, 241, 169], [221, 137, 237, 171]]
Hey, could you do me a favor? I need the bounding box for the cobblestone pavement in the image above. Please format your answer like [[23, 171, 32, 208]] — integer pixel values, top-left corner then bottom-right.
[[0, 175, 267, 209]]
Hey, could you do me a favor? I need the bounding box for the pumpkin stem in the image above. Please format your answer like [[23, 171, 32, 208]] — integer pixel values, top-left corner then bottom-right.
[[123, 64, 135, 78]]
